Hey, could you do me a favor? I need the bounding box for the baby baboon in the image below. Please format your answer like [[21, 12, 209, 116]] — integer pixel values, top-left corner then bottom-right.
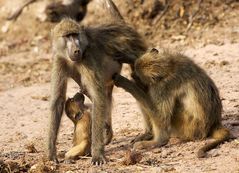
[[113, 48, 230, 157], [48, 0, 147, 165], [45, 0, 90, 22], [64, 92, 114, 160], [65, 92, 91, 160]]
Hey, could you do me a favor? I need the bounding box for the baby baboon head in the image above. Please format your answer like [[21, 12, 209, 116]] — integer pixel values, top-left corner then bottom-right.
[[65, 92, 85, 121]]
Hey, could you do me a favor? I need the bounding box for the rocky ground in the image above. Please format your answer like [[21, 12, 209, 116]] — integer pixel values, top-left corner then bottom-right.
[[0, 0, 239, 172]]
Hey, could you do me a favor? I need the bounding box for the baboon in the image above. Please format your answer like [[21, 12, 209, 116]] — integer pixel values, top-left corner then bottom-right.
[[45, 0, 90, 22], [113, 48, 230, 157], [65, 92, 91, 160], [64, 92, 114, 160], [48, 0, 147, 165]]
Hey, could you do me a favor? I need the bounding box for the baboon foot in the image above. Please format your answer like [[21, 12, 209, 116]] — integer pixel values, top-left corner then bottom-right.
[[133, 140, 167, 150], [197, 149, 207, 158], [91, 154, 107, 166], [48, 150, 59, 163], [131, 132, 153, 144], [49, 156, 59, 164]]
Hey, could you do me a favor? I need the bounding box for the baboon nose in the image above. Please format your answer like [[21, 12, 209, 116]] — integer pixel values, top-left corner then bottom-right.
[[70, 49, 82, 61], [74, 49, 81, 55]]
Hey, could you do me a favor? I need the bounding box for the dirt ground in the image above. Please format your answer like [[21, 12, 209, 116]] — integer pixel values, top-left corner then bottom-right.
[[0, 0, 239, 172]]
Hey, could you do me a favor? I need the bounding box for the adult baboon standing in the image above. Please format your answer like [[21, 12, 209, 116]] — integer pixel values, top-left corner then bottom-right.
[[48, 0, 147, 165]]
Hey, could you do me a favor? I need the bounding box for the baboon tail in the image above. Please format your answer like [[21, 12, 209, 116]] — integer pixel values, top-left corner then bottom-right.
[[98, 0, 124, 22], [197, 126, 230, 158]]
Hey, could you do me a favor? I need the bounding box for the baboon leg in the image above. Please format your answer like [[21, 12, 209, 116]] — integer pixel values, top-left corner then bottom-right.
[[133, 101, 172, 150], [113, 74, 156, 144], [104, 85, 114, 145], [133, 119, 170, 150], [131, 106, 153, 143], [65, 140, 89, 160], [91, 81, 108, 165], [48, 62, 68, 162]]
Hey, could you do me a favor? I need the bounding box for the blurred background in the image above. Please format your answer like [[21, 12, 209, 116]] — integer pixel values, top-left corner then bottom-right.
[[0, 0, 239, 90], [0, 0, 238, 172]]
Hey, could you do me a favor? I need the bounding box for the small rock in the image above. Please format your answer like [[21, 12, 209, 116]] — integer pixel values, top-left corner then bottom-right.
[[161, 150, 168, 158], [210, 150, 219, 157], [1, 21, 11, 33], [164, 167, 176, 172], [219, 60, 229, 67], [25, 143, 37, 153], [122, 149, 142, 165]]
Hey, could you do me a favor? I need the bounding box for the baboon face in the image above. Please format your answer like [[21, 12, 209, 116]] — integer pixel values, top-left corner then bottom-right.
[[65, 93, 85, 120], [52, 19, 89, 61], [61, 32, 88, 62]]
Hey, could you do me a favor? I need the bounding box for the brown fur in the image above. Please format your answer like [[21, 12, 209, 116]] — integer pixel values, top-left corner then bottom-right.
[[45, 0, 90, 22], [64, 93, 91, 159], [113, 48, 230, 157], [48, 0, 147, 165]]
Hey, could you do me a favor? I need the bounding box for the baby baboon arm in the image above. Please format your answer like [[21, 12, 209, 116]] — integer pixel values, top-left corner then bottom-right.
[[65, 140, 89, 160], [65, 99, 77, 124], [104, 85, 114, 145], [113, 74, 154, 111], [48, 59, 68, 162], [65, 111, 77, 125]]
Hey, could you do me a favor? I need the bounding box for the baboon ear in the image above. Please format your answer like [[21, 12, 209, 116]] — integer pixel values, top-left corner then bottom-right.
[[150, 48, 159, 54], [65, 97, 71, 105]]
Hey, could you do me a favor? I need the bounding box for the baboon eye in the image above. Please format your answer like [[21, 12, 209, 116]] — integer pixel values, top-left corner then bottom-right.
[[150, 48, 159, 54], [65, 33, 79, 38]]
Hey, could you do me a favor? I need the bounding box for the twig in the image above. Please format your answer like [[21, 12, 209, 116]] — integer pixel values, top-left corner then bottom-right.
[[230, 121, 239, 126], [7, 0, 37, 21], [78, 156, 91, 159], [186, 0, 202, 33], [152, 0, 170, 25]]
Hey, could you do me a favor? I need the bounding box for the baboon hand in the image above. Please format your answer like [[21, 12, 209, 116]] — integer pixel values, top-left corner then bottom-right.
[[113, 53, 135, 64], [112, 73, 123, 87], [197, 149, 207, 158], [112, 51, 129, 63], [91, 154, 107, 166], [112, 55, 124, 63]]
